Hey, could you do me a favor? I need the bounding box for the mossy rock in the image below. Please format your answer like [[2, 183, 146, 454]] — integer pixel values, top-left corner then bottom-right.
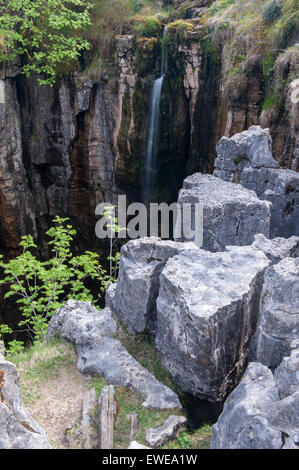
[[137, 37, 159, 53]]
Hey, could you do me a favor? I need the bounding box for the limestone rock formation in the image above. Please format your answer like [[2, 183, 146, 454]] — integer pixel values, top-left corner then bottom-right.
[[145, 415, 187, 448], [214, 126, 299, 238], [176, 173, 271, 251], [155, 245, 270, 402], [252, 233, 299, 264], [47, 301, 181, 410], [249, 257, 299, 369], [210, 357, 299, 449], [0, 354, 51, 449], [274, 349, 299, 399], [210, 363, 282, 449], [214, 126, 278, 174], [112, 237, 198, 334]]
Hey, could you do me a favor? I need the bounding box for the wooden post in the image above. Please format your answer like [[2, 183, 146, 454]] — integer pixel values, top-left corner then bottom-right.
[[130, 413, 139, 442], [82, 388, 97, 449], [98, 385, 115, 449]]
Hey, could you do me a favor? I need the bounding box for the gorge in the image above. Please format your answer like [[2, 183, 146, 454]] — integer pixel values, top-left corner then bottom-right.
[[0, 0, 298, 451]]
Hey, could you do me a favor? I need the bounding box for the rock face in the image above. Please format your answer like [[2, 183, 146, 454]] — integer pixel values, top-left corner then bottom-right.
[[0, 354, 51, 449], [211, 357, 299, 449], [155, 245, 270, 402], [112, 237, 197, 334], [249, 257, 299, 369], [0, 79, 36, 254], [47, 300, 181, 410], [176, 172, 271, 251], [274, 349, 299, 399], [214, 126, 299, 238], [145, 415, 187, 448]]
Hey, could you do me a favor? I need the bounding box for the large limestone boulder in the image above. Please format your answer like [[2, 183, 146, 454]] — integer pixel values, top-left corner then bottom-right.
[[0, 354, 51, 449], [176, 173, 271, 251], [211, 354, 299, 449], [214, 126, 299, 238], [155, 245, 270, 402], [111, 238, 197, 334], [145, 415, 187, 448], [47, 301, 181, 410], [249, 257, 299, 369], [214, 126, 278, 176], [239, 168, 299, 238], [210, 363, 282, 449]]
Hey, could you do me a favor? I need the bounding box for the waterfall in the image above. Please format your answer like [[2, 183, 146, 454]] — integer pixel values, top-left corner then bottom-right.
[[143, 26, 168, 203]]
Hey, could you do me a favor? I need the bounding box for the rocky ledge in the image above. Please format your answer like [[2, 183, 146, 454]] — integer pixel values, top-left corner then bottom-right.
[[47, 300, 181, 410]]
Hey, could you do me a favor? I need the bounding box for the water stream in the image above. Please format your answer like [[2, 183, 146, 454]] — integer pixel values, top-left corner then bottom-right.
[[143, 27, 168, 203]]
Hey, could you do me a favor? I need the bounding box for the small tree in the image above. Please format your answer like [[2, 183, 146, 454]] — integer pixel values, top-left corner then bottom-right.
[[0, 0, 93, 85], [103, 205, 128, 280], [0, 216, 110, 344]]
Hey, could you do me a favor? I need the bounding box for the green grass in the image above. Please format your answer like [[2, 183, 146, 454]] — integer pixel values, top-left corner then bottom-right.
[[11, 338, 77, 404], [10, 332, 212, 449], [163, 424, 213, 449], [209, 0, 236, 16], [114, 387, 182, 448], [115, 322, 181, 398]]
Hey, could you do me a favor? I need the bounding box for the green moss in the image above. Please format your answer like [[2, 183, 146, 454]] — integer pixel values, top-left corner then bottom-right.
[[262, 92, 281, 110], [167, 19, 194, 35]]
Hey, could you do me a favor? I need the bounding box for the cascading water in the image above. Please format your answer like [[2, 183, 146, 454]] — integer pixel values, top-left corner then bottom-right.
[[143, 26, 168, 203]]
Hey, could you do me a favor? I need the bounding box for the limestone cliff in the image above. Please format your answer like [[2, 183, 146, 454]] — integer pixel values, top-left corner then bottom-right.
[[0, 0, 298, 256]]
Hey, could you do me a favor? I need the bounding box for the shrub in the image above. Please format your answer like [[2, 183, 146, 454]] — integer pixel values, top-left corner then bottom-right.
[[0, 216, 122, 345], [263, 0, 283, 23], [167, 19, 194, 35], [0, 0, 92, 86], [262, 92, 281, 110], [134, 16, 161, 37], [83, 0, 133, 63]]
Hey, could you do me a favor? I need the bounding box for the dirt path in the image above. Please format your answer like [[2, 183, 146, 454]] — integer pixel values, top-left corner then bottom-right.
[[15, 339, 92, 449]]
